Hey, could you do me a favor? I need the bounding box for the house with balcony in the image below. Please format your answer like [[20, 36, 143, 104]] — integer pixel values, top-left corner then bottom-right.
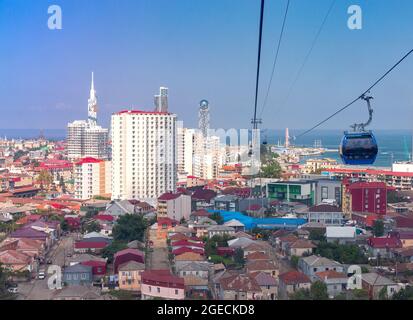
[[267, 180, 317, 206]]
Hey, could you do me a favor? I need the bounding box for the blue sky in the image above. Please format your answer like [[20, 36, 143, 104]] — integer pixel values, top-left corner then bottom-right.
[[0, 0, 412, 131]]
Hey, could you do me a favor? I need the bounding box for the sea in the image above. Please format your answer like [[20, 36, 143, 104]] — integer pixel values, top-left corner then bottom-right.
[[263, 129, 413, 168], [0, 128, 411, 168]]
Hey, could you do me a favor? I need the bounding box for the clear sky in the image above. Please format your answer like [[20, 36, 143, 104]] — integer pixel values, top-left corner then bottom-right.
[[0, 0, 412, 131]]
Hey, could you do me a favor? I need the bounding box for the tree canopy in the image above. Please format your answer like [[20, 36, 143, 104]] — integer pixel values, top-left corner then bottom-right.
[[112, 214, 147, 243], [372, 220, 385, 237], [314, 241, 368, 264]]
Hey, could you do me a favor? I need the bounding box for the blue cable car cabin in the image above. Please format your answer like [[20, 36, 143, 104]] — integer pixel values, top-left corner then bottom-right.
[[339, 131, 378, 165]]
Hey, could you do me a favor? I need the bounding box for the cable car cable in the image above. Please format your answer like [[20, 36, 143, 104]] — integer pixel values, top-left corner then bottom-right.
[[295, 48, 413, 139], [252, 0, 266, 131], [259, 0, 291, 118]]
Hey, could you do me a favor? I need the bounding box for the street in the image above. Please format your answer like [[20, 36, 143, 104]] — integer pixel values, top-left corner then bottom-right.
[[17, 233, 75, 300]]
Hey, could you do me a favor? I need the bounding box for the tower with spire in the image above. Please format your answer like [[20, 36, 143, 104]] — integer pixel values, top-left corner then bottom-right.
[[88, 72, 98, 127]]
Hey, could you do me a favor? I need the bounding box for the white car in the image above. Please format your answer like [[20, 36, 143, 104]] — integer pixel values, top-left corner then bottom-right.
[[38, 271, 46, 279], [8, 287, 18, 294]]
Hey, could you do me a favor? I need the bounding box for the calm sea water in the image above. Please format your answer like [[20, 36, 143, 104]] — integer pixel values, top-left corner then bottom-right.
[[263, 129, 413, 168]]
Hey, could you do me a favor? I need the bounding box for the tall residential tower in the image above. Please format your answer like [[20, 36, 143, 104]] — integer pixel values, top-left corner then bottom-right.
[[67, 73, 109, 160]]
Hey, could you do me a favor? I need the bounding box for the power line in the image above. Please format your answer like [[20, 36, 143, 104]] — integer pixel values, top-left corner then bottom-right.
[[259, 0, 291, 119], [296, 48, 413, 139], [279, 0, 336, 113], [252, 0, 266, 130]]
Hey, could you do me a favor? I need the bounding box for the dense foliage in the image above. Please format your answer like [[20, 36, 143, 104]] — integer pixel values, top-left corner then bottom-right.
[[314, 241, 368, 264], [112, 214, 147, 243], [372, 220, 385, 237]]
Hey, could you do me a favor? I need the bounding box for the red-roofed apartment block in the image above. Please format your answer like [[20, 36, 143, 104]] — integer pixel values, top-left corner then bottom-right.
[[74, 157, 111, 200]]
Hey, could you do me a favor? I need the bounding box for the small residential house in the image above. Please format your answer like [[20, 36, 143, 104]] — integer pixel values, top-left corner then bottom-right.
[[246, 259, 278, 278], [223, 219, 245, 232], [278, 271, 311, 300], [0, 250, 35, 273], [141, 270, 185, 300], [367, 236, 402, 259], [63, 264, 93, 286], [113, 248, 145, 273], [118, 260, 145, 291], [288, 239, 316, 257], [207, 225, 235, 238], [299, 255, 344, 281], [361, 272, 401, 299], [218, 274, 262, 300], [326, 226, 357, 244], [157, 217, 178, 239], [250, 271, 277, 300], [315, 270, 348, 298]]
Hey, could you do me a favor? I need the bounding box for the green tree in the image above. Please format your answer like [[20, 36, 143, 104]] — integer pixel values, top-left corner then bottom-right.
[[309, 229, 326, 241], [0, 263, 12, 299], [350, 289, 370, 300], [234, 248, 245, 266], [259, 161, 282, 179], [112, 214, 147, 242], [378, 287, 388, 300], [315, 241, 367, 265], [83, 221, 101, 234], [310, 281, 329, 300], [37, 169, 53, 189], [289, 288, 311, 300], [290, 255, 299, 269], [392, 286, 413, 300], [372, 220, 385, 237], [210, 212, 223, 225], [60, 219, 69, 232], [102, 241, 128, 263]]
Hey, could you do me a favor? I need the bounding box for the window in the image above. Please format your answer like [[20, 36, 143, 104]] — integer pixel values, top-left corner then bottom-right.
[[157, 287, 160, 293], [81, 273, 87, 280], [175, 289, 179, 295], [321, 186, 328, 200]]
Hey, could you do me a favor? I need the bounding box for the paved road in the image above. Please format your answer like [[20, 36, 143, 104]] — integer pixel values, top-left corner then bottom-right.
[[147, 229, 169, 270], [17, 234, 75, 300]]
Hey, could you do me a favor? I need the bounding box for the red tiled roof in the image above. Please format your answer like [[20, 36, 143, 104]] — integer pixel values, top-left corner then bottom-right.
[[315, 270, 347, 280], [191, 189, 217, 201], [171, 240, 204, 248], [141, 270, 184, 289], [114, 248, 144, 259], [75, 157, 102, 165], [81, 260, 106, 267], [172, 247, 204, 256], [94, 215, 115, 222], [158, 192, 182, 201], [367, 237, 402, 249], [279, 271, 310, 285], [74, 241, 108, 249], [326, 168, 413, 178]]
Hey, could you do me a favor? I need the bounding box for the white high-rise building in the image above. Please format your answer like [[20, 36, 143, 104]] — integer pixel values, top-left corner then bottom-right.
[[193, 132, 223, 180], [177, 126, 195, 182], [111, 110, 177, 200], [67, 73, 109, 160], [74, 157, 112, 200]]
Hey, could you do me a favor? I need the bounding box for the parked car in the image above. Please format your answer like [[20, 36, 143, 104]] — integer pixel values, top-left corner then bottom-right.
[[38, 270, 46, 280], [7, 287, 18, 294]]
